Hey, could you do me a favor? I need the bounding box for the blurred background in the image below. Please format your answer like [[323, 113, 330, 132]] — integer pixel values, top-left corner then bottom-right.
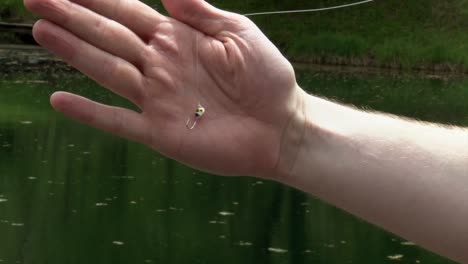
[[0, 1, 467, 263]]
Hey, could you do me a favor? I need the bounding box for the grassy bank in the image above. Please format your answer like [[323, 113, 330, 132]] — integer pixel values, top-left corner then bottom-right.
[[230, 0, 468, 71], [1, 0, 468, 71]]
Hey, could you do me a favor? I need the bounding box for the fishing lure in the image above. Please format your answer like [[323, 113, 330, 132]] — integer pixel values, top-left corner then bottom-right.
[[186, 103, 205, 130]]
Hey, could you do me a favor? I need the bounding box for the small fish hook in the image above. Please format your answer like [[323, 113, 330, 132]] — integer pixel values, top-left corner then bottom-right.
[[186, 103, 205, 130]]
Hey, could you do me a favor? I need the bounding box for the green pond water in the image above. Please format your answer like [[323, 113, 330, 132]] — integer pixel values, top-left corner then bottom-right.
[[0, 65, 466, 264]]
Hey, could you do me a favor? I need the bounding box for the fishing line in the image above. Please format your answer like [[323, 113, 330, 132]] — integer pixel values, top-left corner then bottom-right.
[[185, 32, 205, 130], [243, 0, 374, 17], [186, 0, 375, 129]]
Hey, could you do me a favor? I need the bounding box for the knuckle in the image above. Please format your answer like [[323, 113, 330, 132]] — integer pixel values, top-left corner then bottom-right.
[[149, 22, 180, 56], [111, 110, 125, 136], [103, 58, 119, 77], [93, 16, 110, 36], [105, 20, 121, 40], [144, 66, 177, 93], [83, 103, 97, 125], [131, 76, 147, 107], [139, 46, 154, 67], [102, 58, 145, 105]]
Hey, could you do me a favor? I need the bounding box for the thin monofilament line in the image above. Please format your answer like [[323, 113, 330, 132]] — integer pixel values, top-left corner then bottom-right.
[[243, 0, 374, 16], [196, 33, 199, 96]]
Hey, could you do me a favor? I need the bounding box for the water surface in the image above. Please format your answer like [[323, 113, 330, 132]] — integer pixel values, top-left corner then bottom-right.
[[1, 64, 464, 264]]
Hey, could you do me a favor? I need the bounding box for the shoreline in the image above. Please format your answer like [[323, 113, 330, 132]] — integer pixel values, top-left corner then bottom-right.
[[291, 56, 468, 75], [1, 45, 467, 77]]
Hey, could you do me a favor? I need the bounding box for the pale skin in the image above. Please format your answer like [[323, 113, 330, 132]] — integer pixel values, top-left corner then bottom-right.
[[23, 0, 468, 262]]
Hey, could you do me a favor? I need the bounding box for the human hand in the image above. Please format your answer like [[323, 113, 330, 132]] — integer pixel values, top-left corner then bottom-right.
[[24, 0, 304, 178]]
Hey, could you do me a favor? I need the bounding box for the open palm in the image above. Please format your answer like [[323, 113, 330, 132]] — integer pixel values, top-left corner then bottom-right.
[[25, 0, 301, 177]]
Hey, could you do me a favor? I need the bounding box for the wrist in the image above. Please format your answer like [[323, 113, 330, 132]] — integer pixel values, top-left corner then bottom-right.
[[272, 89, 362, 189], [271, 86, 309, 182]]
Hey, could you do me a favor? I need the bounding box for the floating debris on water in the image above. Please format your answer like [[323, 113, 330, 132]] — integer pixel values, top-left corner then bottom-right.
[[196, 182, 203, 186], [28, 80, 48, 84], [112, 176, 135, 180], [11, 223, 24, 227], [268, 247, 288, 254], [19, 121, 32, 125], [130, 201, 137, 205], [0, 198, 8, 203], [112, 241, 124, 246], [155, 209, 167, 213], [67, 144, 75, 148], [27, 177, 37, 180], [82, 151, 91, 155], [237, 241, 253, 246], [208, 220, 226, 225], [218, 211, 235, 216], [252, 181, 264, 186], [95, 203, 108, 207], [232, 202, 239, 205], [387, 254, 403, 260], [218, 235, 226, 239], [400, 241, 416, 246], [340, 240, 347, 244]]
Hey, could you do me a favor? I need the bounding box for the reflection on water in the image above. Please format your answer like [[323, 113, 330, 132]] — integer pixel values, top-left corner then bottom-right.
[[1, 66, 464, 264]]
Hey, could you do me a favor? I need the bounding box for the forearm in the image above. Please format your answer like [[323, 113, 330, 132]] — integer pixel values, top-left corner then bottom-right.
[[278, 88, 468, 262]]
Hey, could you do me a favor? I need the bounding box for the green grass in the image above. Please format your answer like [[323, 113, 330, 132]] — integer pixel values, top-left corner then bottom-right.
[[244, 0, 468, 70], [288, 32, 370, 59], [2, 0, 468, 70]]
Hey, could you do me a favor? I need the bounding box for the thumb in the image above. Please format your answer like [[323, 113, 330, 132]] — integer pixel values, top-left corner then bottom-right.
[[161, 0, 233, 35]]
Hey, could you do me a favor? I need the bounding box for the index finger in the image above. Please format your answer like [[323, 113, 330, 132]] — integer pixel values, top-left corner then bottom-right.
[[70, 0, 167, 40]]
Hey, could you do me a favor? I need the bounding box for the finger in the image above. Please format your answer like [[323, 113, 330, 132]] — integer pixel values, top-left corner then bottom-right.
[[33, 20, 145, 106], [24, 0, 148, 66], [69, 0, 166, 40], [51, 92, 150, 145], [161, 0, 239, 35]]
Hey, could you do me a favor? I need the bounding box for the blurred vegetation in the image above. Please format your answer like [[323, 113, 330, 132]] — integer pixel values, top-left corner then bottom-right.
[[1, 0, 468, 70], [0, 0, 30, 22]]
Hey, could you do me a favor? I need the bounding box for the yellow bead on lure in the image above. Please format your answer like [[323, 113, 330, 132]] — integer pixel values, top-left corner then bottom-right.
[[195, 105, 205, 118], [186, 103, 205, 130]]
